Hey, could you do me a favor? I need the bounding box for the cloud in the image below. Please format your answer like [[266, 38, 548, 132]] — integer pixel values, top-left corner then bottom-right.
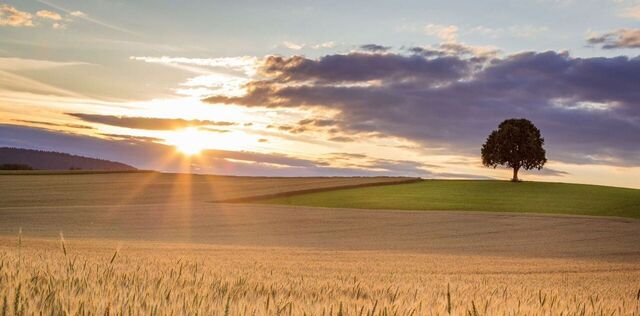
[[620, 5, 640, 19], [423, 24, 459, 42], [0, 4, 34, 27], [36, 10, 62, 21], [0, 57, 90, 71], [268, 118, 364, 143], [408, 42, 500, 60], [67, 113, 236, 130], [298, 118, 339, 127], [199, 127, 231, 133], [131, 56, 259, 76], [272, 125, 307, 134], [131, 56, 259, 98], [0, 3, 85, 30], [526, 167, 569, 177], [246, 53, 472, 85], [14, 119, 93, 130], [321, 152, 486, 178], [587, 29, 640, 49], [281, 41, 336, 51], [99, 133, 163, 143], [36, 0, 137, 35], [283, 41, 304, 50], [328, 136, 354, 142], [470, 25, 549, 39], [204, 50, 640, 167], [360, 44, 391, 52]]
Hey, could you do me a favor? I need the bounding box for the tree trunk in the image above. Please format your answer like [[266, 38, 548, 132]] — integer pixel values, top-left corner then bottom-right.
[[512, 165, 520, 182]]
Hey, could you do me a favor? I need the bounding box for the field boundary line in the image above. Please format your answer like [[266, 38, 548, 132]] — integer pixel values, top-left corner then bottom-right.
[[209, 177, 422, 203]]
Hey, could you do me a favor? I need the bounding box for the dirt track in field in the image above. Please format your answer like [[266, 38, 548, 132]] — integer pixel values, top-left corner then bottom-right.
[[2, 201, 639, 260]]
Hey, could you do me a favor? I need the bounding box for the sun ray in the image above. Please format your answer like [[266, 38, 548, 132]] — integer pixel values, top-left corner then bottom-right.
[[168, 127, 208, 156]]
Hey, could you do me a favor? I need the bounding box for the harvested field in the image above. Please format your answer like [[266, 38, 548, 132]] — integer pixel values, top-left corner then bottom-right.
[[0, 172, 413, 207], [1, 202, 640, 258]]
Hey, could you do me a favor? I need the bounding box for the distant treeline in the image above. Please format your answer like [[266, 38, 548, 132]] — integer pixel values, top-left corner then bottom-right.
[[0, 147, 136, 171], [0, 163, 34, 170]]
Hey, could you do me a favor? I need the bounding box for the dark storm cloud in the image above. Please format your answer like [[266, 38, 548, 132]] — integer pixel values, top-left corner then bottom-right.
[[204, 50, 640, 166], [67, 113, 235, 130], [587, 29, 640, 49]]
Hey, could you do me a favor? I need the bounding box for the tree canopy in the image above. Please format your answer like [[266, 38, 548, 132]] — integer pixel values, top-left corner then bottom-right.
[[481, 118, 547, 181]]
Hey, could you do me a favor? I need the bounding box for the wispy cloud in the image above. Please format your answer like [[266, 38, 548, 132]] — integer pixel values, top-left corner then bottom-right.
[[360, 44, 391, 52], [470, 25, 549, 38], [587, 28, 640, 49], [0, 57, 93, 99], [130, 56, 259, 76], [620, 4, 640, 19], [67, 113, 236, 131], [0, 57, 90, 71], [36, 0, 138, 35], [423, 24, 459, 42], [131, 56, 260, 98], [281, 41, 336, 51], [13, 119, 93, 130], [0, 71, 86, 98], [399, 23, 548, 42]]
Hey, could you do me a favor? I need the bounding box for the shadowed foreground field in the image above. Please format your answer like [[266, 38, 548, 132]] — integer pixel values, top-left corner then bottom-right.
[[2, 238, 640, 315], [261, 180, 640, 218]]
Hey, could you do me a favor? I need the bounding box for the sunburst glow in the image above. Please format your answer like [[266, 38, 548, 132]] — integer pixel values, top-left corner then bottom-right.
[[169, 127, 208, 156]]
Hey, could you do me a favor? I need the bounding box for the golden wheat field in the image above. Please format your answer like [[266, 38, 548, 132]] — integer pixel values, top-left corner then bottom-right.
[[1, 237, 640, 315]]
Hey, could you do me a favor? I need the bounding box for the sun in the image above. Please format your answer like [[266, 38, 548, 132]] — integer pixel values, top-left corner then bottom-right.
[[169, 128, 207, 156]]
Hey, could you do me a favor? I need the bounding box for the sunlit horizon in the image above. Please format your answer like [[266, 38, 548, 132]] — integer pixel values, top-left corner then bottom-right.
[[1, 0, 639, 188]]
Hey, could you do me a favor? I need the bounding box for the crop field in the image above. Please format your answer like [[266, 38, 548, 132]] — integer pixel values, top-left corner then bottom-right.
[[2, 238, 640, 315], [260, 180, 640, 219], [1, 173, 639, 314], [0, 172, 414, 207]]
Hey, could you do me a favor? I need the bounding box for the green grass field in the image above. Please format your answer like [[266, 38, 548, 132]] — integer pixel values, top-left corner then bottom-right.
[[260, 180, 640, 218]]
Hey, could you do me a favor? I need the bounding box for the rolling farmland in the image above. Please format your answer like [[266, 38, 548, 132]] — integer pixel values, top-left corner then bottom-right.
[[1, 173, 639, 314]]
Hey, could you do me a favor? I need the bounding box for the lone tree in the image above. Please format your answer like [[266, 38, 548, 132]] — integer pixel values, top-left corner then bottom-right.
[[481, 118, 547, 182]]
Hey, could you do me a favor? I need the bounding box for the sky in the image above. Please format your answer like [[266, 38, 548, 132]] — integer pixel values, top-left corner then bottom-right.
[[0, 0, 639, 188]]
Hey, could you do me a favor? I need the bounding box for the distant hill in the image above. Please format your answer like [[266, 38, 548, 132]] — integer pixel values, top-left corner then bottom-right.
[[0, 147, 136, 171]]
